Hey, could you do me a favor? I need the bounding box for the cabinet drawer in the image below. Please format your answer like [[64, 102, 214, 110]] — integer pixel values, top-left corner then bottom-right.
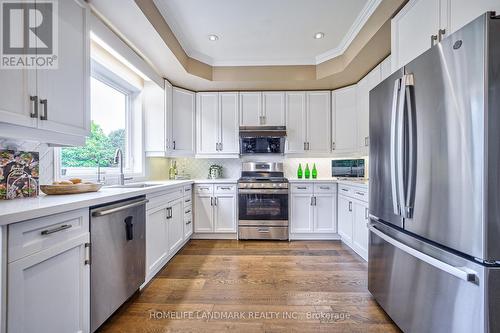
[[147, 188, 183, 210], [183, 196, 192, 205], [214, 184, 236, 194], [352, 188, 368, 202], [183, 185, 192, 194], [291, 183, 313, 193], [194, 184, 213, 194], [8, 209, 89, 263], [184, 205, 193, 216], [314, 183, 336, 193]]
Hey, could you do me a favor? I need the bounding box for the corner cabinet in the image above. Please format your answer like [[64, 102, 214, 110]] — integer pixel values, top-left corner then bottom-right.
[[337, 183, 369, 261], [356, 66, 381, 153], [286, 91, 331, 155], [196, 92, 239, 157], [0, 0, 90, 146], [289, 182, 337, 240], [172, 87, 196, 156], [391, 0, 500, 71], [331, 86, 357, 154], [193, 183, 237, 236], [7, 209, 90, 333]]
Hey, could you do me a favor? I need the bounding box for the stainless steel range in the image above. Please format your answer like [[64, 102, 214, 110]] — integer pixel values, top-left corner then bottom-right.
[[238, 162, 288, 240]]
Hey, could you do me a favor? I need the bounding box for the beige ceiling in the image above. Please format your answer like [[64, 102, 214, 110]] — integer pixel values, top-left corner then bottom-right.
[[89, 0, 407, 91]]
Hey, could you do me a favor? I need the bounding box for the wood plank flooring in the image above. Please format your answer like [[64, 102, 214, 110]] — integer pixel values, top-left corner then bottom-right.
[[98, 240, 400, 333]]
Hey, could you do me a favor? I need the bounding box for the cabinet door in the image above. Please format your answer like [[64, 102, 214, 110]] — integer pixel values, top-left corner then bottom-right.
[[146, 206, 168, 277], [172, 87, 195, 155], [290, 193, 314, 233], [144, 81, 166, 155], [314, 193, 337, 233], [0, 69, 36, 128], [306, 91, 331, 153], [391, 0, 441, 71], [262, 92, 285, 126], [352, 201, 369, 260], [380, 56, 392, 81], [184, 215, 193, 240], [219, 92, 239, 154], [214, 194, 237, 232], [448, 0, 500, 34], [332, 86, 357, 153], [239, 92, 262, 126], [196, 92, 219, 154], [168, 199, 184, 253], [357, 66, 381, 149], [337, 195, 353, 244], [285, 92, 307, 153], [37, 0, 90, 137], [8, 234, 89, 333], [165, 80, 174, 153], [194, 194, 214, 232]]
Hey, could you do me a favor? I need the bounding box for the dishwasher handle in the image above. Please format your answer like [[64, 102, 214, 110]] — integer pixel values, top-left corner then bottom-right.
[[92, 199, 149, 217], [124, 216, 134, 240]]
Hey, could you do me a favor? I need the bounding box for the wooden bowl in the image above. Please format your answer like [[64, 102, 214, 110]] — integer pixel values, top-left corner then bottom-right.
[[40, 183, 102, 195]]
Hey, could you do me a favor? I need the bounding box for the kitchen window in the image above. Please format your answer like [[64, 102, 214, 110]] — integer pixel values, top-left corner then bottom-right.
[[55, 50, 145, 183]]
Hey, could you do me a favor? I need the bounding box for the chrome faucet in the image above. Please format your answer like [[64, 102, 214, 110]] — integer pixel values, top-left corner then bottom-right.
[[114, 149, 132, 185]]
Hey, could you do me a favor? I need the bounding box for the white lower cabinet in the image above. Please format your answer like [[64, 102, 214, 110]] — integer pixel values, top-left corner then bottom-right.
[[337, 184, 369, 260], [290, 182, 337, 239], [145, 185, 190, 284], [7, 209, 90, 333], [194, 183, 237, 235]]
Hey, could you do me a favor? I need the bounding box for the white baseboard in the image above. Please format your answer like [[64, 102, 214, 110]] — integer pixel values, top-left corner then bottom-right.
[[191, 233, 238, 240], [289, 233, 340, 240]]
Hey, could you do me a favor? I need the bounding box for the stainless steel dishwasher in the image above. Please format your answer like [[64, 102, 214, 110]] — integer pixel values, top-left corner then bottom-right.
[[90, 196, 148, 332]]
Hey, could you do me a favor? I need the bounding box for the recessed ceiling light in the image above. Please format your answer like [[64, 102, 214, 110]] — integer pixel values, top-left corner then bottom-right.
[[314, 32, 325, 39], [208, 34, 219, 41]]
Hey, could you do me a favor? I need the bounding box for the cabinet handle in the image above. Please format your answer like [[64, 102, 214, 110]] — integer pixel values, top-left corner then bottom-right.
[[365, 207, 369, 220], [30, 96, 38, 118], [307, 142, 310, 150], [438, 28, 446, 42], [297, 186, 307, 190], [331, 141, 335, 150], [219, 142, 223, 151], [210, 197, 214, 206], [303, 142, 307, 150], [319, 186, 330, 190], [310, 196, 314, 206], [365, 136, 369, 146], [185, 198, 191, 203], [41, 224, 72, 235], [173, 141, 176, 150], [356, 191, 365, 196], [219, 186, 231, 190], [431, 34, 438, 47], [349, 201, 352, 212], [341, 188, 348, 192], [313, 196, 317, 206], [214, 197, 218, 206], [185, 209, 191, 214], [216, 142, 219, 151], [186, 220, 192, 225], [84, 242, 91, 265], [257, 228, 270, 233], [40, 99, 48, 120]]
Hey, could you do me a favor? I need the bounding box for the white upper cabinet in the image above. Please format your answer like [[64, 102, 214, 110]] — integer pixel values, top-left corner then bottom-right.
[[392, 0, 442, 71], [332, 86, 357, 154], [144, 81, 166, 156], [262, 92, 285, 126], [285, 92, 307, 154], [380, 56, 392, 82], [240, 92, 285, 126], [196, 93, 219, 154], [392, 0, 499, 71], [240, 92, 262, 126], [37, 0, 90, 138], [306, 91, 331, 154], [356, 66, 381, 151], [165, 81, 174, 154], [0, 0, 90, 146], [219, 92, 239, 154], [172, 87, 195, 156], [196, 92, 239, 156]]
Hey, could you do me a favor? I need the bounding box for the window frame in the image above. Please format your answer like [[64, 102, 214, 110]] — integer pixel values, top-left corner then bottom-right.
[[54, 60, 145, 183]]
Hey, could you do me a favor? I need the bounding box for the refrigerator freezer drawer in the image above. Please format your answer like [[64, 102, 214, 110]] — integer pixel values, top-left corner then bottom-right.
[[367, 221, 500, 333]]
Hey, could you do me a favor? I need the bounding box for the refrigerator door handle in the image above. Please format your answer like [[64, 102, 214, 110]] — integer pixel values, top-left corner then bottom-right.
[[396, 76, 407, 218], [390, 78, 402, 216], [368, 224, 477, 282], [404, 74, 416, 218]]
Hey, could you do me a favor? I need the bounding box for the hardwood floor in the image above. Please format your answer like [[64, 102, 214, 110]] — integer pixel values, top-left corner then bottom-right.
[[98, 240, 400, 333]]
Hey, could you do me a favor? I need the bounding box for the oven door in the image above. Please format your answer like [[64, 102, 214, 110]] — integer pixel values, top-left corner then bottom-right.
[[238, 189, 288, 225]]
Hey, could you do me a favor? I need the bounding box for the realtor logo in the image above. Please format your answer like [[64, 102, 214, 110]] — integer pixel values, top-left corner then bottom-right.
[[1, 0, 58, 68]]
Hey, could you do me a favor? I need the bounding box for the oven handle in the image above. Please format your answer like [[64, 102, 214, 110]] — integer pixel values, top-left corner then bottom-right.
[[238, 189, 289, 194]]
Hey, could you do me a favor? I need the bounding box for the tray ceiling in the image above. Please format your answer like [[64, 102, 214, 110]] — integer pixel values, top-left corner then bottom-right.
[[153, 0, 379, 66]]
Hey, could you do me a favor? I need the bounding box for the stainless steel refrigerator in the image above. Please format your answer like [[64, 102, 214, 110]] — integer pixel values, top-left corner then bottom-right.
[[368, 12, 500, 333]]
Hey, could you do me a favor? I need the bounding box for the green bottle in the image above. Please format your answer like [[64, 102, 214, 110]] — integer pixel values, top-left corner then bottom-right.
[[305, 163, 310, 179], [312, 163, 317, 179], [297, 163, 303, 178]]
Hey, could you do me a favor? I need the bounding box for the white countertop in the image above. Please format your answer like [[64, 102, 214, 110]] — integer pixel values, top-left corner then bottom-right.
[[192, 178, 238, 183], [0, 180, 193, 226], [288, 178, 369, 188]]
